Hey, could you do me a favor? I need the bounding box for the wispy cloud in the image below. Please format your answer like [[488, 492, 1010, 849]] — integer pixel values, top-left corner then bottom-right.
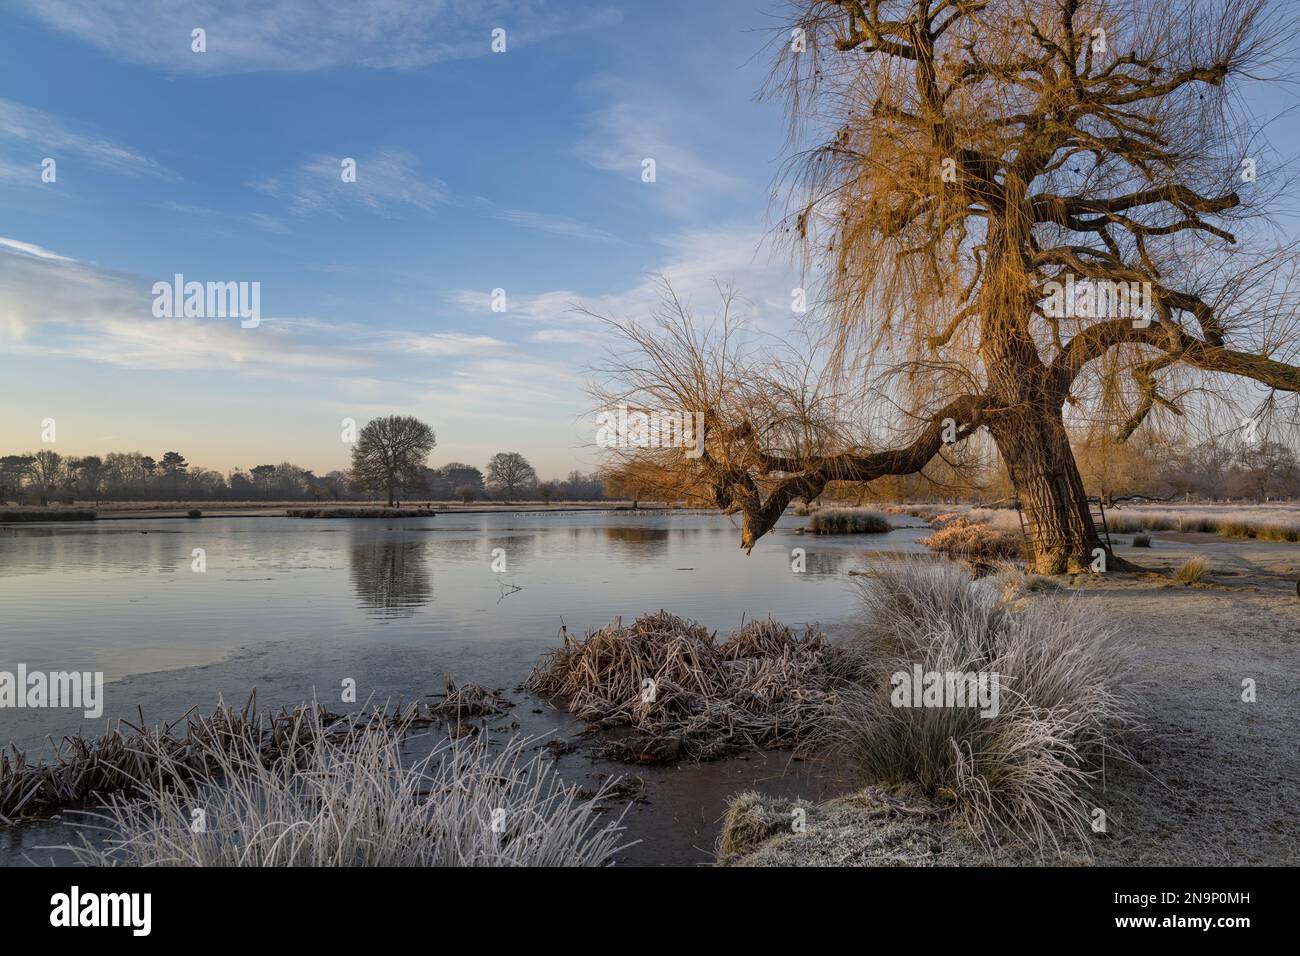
[[493, 208, 618, 243], [14, 0, 622, 76], [382, 332, 507, 356], [447, 223, 800, 332], [0, 240, 362, 371], [253, 148, 449, 217], [0, 236, 74, 262], [415, 358, 582, 421], [574, 78, 751, 217], [0, 98, 175, 180], [162, 202, 291, 235], [530, 329, 588, 344]]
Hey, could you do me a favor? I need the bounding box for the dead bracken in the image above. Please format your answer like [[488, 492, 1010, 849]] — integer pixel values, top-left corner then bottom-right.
[[524, 611, 850, 761]]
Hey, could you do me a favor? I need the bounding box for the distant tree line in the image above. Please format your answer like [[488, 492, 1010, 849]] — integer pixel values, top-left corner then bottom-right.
[[0, 448, 606, 505]]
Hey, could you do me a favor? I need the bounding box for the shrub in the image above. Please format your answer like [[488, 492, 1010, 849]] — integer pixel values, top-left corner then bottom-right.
[[823, 561, 1138, 855], [1132, 532, 1151, 548], [808, 508, 891, 534], [187, 509, 202, 519]]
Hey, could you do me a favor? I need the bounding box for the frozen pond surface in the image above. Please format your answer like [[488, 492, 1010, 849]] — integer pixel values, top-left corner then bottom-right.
[[0, 509, 932, 865]]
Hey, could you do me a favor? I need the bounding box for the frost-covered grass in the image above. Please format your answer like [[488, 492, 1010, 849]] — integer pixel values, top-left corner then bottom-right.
[[1107, 504, 1300, 542], [824, 562, 1138, 855], [60, 708, 629, 867]]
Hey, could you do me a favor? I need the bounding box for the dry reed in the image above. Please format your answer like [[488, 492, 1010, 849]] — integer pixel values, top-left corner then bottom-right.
[[921, 516, 1025, 561], [0, 686, 502, 825], [1174, 556, 1210, 584], [525, 612, 849, 761]]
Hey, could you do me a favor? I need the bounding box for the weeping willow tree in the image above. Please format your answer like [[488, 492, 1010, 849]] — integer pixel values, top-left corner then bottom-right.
[[595, 0, 1300, 573]]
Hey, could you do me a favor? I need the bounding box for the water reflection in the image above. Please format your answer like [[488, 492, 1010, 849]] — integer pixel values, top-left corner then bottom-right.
[[0, 525, 188, 575], [596, 524, 673, 558], [348, 532, 432, 618], [798, 548, 862, 577]]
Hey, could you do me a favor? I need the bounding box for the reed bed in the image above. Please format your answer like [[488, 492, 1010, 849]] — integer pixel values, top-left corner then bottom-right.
[[1105, 507, 1300, 541], [429, 679, 512, 719], [883, 504, 949, 521], [921, 516, 1025, 561], [0, 686, 500, 825], [525, 612, 850, 761], [808, 508, 892, 534], [58, 708, 628, 867], [824, 561, 1139, 856]]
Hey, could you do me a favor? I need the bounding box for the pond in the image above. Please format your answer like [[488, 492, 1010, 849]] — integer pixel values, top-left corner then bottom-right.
[[0, 509, 932, 865]]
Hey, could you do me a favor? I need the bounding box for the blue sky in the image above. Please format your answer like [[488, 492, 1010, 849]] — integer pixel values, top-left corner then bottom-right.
[[0, 0, 802, 477]]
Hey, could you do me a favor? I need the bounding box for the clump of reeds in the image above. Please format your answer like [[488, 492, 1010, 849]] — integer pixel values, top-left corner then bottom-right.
[[823, 561, 1139, 856], [525, 612, 848, 761], [883, 504, 948, 521], [0, 690, 501, 825], [1, 692, 310, 825], [429, 679, 512, 719], [808, 508, 891, 534], [1174, 555, 1209, 584], [921, 516, 1025, 561], [1131, 532, 1152, 548], [988, 563, 1059, 607], [59, 709, 628, 867]]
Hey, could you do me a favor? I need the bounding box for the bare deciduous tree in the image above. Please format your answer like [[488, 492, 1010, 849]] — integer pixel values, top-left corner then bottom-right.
[[596, 0, 1300, 572], [349, 415, 436, 506], [486, 452, 538, 499]]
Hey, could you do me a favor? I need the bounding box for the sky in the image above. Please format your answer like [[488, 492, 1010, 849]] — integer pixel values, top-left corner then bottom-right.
[[0, 0, 804, 478]]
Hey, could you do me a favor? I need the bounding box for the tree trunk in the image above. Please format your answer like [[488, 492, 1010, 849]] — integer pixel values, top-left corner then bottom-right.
[[977, 246, 1116, 575], [989, 402, 1107, 574]]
